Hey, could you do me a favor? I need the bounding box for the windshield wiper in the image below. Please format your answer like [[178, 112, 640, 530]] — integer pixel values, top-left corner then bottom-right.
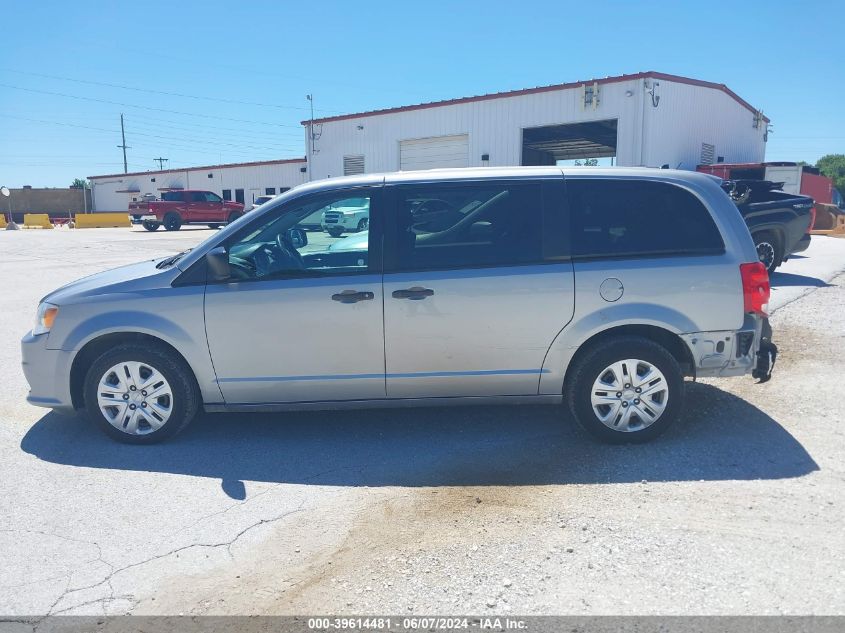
[[155, 249, 191, 269]]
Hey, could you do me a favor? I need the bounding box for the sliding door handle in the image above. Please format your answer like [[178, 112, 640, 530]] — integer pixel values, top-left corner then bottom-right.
[[332, 290, 375, 303], [392, 287, 434, 300]]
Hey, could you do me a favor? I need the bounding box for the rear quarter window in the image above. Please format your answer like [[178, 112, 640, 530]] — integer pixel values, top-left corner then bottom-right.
[[566, 179, 724, 259]]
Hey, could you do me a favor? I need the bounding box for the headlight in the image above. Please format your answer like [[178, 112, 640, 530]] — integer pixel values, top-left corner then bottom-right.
[[33, 302, 59, 336]]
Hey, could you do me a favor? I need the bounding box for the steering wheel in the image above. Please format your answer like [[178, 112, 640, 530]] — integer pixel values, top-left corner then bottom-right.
[[275, 231, 305, 268]]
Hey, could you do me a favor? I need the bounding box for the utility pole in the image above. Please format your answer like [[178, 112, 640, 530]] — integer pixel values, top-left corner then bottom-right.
[[153, 157, 169, 170], [117, 113, 130, 174], [306, 94, 314, 181]]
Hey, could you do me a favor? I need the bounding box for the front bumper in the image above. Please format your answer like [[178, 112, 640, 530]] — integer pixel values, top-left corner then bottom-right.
[[21, 331, 76, 414]]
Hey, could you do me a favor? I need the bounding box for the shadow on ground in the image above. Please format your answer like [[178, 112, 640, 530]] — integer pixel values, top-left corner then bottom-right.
[[770, 271, 834, 288], [21, 383, 817, 498]]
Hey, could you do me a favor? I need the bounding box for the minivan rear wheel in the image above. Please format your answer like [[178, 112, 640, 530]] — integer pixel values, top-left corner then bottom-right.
[[83, 343, 199, 444], [565, 336, 683, 443]]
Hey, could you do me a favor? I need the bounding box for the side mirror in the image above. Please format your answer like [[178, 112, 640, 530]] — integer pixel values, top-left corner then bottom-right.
[[206, 246, 231, 281]]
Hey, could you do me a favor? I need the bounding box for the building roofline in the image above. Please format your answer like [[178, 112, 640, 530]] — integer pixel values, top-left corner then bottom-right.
[[88, 157, 306, 180], [301, 71, 769, 125]]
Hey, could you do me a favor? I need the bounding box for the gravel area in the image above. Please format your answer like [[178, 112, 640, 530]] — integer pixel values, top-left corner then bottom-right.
[[1, 228, 843, 616]]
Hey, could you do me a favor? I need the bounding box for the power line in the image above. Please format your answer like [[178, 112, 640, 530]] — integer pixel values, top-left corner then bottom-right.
[[0, 83, 304, 128], [0, 68, 337, 112], [0, 113, 304, 152], [126, 117, 304, 140]]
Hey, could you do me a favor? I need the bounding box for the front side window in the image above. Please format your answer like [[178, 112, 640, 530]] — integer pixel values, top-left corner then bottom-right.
[[224, 191, 373, 281], [566, 179, 724, 259], [205, 192, 223, 203], [389, 182, 543, 271]]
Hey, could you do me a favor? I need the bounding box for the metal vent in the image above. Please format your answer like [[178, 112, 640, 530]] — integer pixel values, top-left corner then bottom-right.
[[343, 155, 365, 176], [700, 143, 715, 165], [582, 82, 600, 110]]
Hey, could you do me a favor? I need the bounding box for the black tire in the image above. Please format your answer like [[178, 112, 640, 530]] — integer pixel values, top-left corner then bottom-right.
[[565, 336, 684, 444], [83, 343, 200, 444], [753, 230, 783, 274], [327, 227, 344, 237], [356, 218, 369, 232], [163, 212, 182, 231], [227, 211, 243, 224], [142, 221, 160, 232], [207, 223, 222, 229]]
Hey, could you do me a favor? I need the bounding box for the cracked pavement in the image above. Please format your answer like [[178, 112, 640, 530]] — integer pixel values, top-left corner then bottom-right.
[[1, 227, 844, 617]]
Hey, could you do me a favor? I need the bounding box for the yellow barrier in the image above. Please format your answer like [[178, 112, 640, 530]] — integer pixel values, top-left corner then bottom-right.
[[74, 213, 131, 228], [0, 215, 6, 229], [24, 213, 54, 229]]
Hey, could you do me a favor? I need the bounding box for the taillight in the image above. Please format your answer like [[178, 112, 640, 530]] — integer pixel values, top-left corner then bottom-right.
[[740, 262, 770, 317], [808, 205, 817, 232]]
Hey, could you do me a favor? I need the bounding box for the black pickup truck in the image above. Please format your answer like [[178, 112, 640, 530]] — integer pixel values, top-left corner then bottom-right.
[[722, 180, 814, 273]]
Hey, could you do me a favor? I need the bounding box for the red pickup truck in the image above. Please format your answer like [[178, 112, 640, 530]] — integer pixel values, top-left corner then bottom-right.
[[129, 190, 245, 231]]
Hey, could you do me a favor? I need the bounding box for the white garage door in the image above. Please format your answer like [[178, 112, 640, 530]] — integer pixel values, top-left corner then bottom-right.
[[399, 134, 469, 171]]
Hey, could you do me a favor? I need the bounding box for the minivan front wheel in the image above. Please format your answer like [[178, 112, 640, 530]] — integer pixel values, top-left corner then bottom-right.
[[83, 344, 199, 444], [565, 336, 683, 443]]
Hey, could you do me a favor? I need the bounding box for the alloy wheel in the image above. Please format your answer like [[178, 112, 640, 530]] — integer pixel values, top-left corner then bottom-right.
[[756, 241, 776, 271]]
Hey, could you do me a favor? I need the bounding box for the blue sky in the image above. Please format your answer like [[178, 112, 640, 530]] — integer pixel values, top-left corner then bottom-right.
[[0, 0, 841, 187]]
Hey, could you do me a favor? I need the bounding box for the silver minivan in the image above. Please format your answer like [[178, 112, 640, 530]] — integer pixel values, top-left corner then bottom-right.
[[21, 167, 775, 444]]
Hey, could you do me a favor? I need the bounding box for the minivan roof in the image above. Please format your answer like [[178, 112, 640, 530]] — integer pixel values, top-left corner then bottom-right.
[[292, 166, 719, 194]]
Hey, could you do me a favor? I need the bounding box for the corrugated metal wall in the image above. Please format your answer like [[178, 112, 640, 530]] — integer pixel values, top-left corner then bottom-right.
[[642, 79, 767, 170], [309, 79, 644, 180], [90, 161, 307, 211], [90, 76, 768, 207], [308, 78, 767, 179]]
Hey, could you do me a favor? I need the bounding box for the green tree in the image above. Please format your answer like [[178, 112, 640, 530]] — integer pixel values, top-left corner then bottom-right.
[[70, 178, 89, 189], [815, 154, 845, 193]]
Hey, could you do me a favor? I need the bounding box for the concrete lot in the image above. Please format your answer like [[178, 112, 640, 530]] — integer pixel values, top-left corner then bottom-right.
[[1, 226, 844, 616]]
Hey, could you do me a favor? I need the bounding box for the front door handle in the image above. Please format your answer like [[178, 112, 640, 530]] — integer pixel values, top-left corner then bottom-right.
[[331, 290, 375, 304], [392, 287, 434, 300]]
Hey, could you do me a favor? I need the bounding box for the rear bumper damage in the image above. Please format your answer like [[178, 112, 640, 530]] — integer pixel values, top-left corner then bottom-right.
[[752, 318, 777, 383], [680, 315, 776, 381]]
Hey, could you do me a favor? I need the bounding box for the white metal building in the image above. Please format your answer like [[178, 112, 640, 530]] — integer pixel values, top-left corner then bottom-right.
[[89, 158, 306, 211], [304, 71, 769, 180], [89, 71, 769, 210]]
